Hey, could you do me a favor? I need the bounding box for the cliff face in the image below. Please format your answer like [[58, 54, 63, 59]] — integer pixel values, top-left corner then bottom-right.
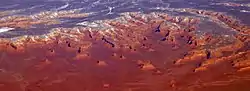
[[0, 8, 250, 91]]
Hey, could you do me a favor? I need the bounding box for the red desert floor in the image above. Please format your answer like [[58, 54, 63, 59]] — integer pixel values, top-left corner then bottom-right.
[[0, 9, 250, 91]]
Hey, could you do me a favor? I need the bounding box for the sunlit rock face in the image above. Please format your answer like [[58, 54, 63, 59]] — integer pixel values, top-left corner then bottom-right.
[[0, 1, 250, 91]]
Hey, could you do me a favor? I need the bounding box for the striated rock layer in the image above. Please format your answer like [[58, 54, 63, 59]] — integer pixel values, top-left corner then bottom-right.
[[0, 9, 250, 91]]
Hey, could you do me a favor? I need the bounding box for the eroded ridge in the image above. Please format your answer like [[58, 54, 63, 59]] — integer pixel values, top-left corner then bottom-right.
[[0, 9, 89, 30], [0, 9, 250, 91]]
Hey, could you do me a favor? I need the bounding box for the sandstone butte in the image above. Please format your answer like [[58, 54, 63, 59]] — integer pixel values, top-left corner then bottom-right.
[[0, 8, 249, 91]]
